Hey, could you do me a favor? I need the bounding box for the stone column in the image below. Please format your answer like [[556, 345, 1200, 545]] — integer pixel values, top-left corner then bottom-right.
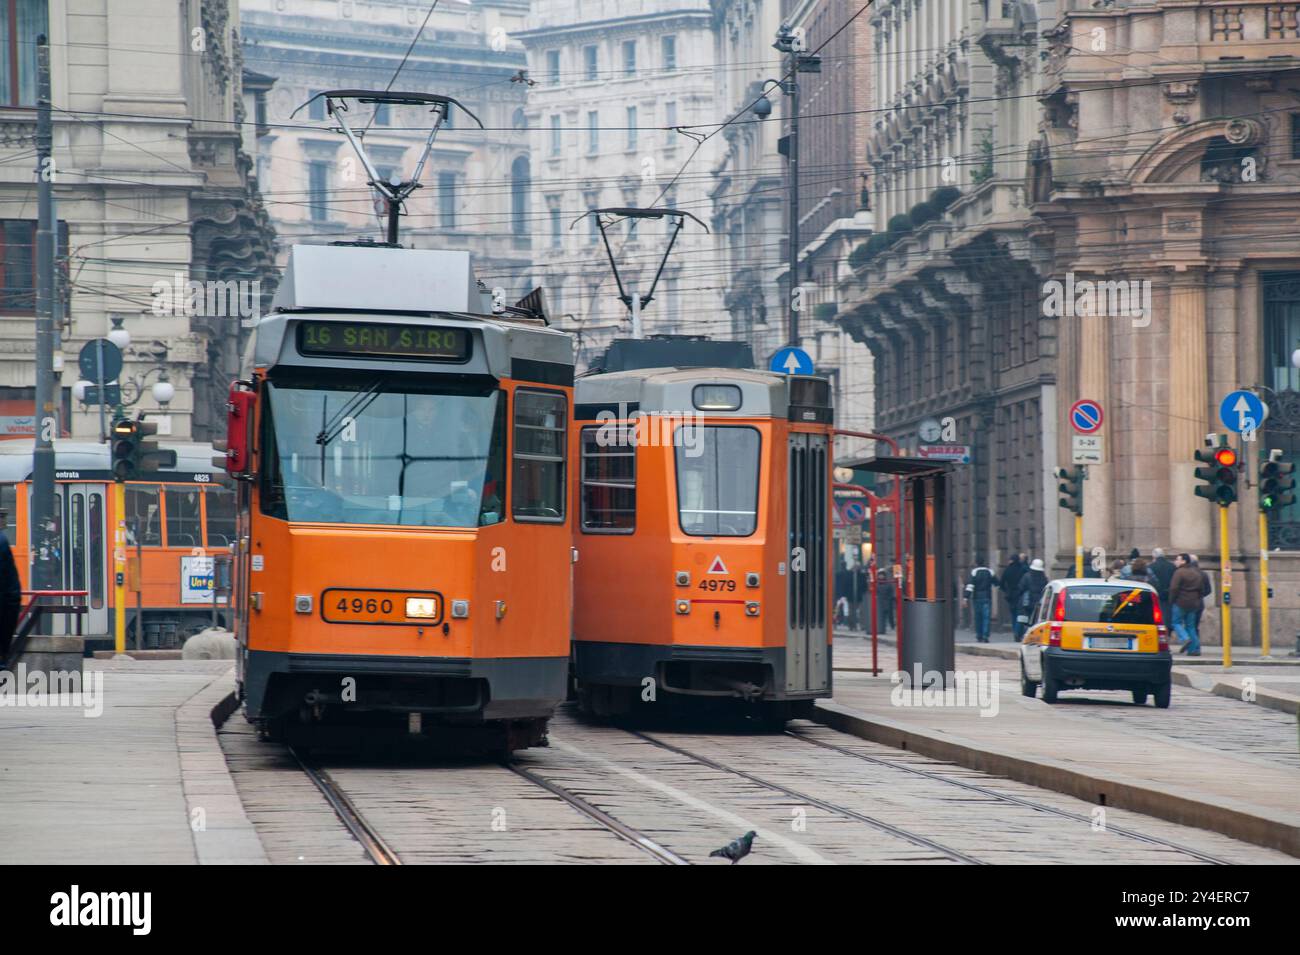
[[1078, 303, 1115, 552], [1168, 271, 1214, 552]]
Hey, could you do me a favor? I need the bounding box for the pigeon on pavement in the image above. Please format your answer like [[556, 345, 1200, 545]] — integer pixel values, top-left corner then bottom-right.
[[709, 831, 757, 864]]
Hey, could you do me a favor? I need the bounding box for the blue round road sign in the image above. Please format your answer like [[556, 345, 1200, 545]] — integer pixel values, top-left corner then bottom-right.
[[841, 499, 867, 524], [1070, 399, 1103, 434], [770, 346, 814, 376], [1219, 390, 1266, 434]]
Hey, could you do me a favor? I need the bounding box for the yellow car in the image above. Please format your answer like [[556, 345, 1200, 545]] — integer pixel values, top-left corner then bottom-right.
[[1018, 579, 1172, 707]]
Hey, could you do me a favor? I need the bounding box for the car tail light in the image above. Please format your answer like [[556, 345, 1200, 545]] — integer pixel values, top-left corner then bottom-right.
[[1153, 597, 1169, 651], [1049, 590, 1066, 647]]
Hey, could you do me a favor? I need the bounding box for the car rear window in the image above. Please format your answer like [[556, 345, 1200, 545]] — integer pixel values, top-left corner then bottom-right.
[[1064, 586, 1156, 625]]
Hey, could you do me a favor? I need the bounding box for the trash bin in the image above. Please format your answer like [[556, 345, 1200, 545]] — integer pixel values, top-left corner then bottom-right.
[[900, 599, 953, 688]]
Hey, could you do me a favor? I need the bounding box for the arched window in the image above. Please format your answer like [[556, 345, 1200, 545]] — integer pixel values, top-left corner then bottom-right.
[[511, 156, 530, 239]]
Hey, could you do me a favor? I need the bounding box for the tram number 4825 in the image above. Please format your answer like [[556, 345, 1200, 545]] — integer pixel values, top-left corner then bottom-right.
[[699, 579, 736, 592]]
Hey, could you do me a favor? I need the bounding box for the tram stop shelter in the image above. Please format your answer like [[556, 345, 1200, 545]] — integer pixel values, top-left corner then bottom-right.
[[856, 455, 956, 686]]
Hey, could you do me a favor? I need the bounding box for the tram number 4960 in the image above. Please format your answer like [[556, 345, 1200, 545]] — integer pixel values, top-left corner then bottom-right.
[[699, 579, 736, 592], [339, 596, 393, 615]]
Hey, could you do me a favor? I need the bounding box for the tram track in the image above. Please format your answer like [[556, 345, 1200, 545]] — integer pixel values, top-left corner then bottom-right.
[[503, 760, 690, 865], [784, 728, 1233, 865], [624, 728, 987, 865], [290, 747, 402, 866]]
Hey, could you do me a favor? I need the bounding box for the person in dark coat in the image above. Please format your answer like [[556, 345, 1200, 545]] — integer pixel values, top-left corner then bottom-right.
[[1000, 555, 1025, 630], [1014, 558, 1049, 641], [964, 559, 1000, 643], [1149, 548, 1175, 605], [876, 569, 896, 633], [0, 510, 24, 661], [1169, 554, 1207, 655]]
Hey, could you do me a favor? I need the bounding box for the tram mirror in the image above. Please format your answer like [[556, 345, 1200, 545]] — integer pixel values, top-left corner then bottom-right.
[[223, 384, 257, 479]]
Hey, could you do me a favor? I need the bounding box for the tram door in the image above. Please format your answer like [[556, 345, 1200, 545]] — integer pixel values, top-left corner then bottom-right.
[[786, 433, 829, 693], [56, 484, 109, 635]]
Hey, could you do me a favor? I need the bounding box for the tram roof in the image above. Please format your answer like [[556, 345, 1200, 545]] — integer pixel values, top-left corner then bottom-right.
[[253, 245, 572, 380], [0, 440, 222, 483], [576, 366, 830, 418]]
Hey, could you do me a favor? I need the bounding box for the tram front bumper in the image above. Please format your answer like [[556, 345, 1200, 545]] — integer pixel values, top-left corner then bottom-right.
[[242, 649, 568, 721]]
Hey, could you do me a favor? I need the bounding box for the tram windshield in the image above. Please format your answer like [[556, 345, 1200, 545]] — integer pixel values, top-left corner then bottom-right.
[[675, 426, 760, 537], [261, 375, 506, 528]]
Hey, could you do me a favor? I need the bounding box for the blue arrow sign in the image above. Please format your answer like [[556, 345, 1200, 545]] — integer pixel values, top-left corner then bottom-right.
[[1219, 390, 1266, 434], [770, 346, 814, 376]]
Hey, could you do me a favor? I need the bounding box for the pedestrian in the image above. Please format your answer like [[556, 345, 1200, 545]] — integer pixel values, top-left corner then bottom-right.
[[1190, 554, 1211, 637], [1001, 554, 1025, 631], [1014, 558, 1049, 642], [834, 560, 853, 628], [1107, 558, 1127, 581], [853, 562, 870, 631], [1168, 553, 1206, 655], [964, 558, 999, 643], [1150, 547, 1175, 605], [1128, 557, 1157, 587], [876, 569, 896, 633], [0, 510, 23, 662]]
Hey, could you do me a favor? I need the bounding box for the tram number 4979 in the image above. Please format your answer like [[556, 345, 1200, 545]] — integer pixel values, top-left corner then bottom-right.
[[699, 579, 736, 592]]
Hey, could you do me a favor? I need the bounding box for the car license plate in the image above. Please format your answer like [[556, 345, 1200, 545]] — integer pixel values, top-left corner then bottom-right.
[[1088, 635, 1131, 650]]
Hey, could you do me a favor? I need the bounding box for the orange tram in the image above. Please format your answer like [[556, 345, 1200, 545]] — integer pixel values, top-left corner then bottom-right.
[[0, 439, 231, 651], [569, 338, 834, 726], [222, 244, 575, 750]]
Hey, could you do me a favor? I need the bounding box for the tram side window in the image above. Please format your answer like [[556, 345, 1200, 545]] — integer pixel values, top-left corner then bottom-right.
[[0, 483, 15, 535], [165, 488, 202, 548], [512, 389, 566, 523], [124, 486, 162, 546], [675, 426, 760, 537], [205, 487, 236, 547], [580, 427, 634, 533]]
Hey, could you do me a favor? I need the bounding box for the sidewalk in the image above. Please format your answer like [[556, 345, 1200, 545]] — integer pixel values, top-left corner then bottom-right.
[[0, 659, 265, 864], [824, 632, 1300, 857]]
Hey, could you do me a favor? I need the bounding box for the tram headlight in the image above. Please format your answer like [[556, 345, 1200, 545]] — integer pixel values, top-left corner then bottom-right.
[[675, 600, 691, 615], [745, 602, 760, 617], [405, 597, 438, 619]]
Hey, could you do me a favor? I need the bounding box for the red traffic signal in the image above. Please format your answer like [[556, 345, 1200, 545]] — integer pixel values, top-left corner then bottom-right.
[[1213, 448, 1237, 468]]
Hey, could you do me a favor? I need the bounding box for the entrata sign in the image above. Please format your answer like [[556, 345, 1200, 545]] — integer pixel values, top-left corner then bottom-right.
[[1070, 399, 1103, 434]]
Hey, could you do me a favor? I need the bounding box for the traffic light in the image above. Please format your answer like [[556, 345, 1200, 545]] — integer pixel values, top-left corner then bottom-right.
[[110, 415, 177, 481], [1259, 450, 1296, 512], [1193, 438, 1239, 506], [1053, 466, 1083, 514], [111, 417, 138, 481]]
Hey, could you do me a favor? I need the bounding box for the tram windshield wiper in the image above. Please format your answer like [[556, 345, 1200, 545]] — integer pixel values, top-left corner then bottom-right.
[[316, 377, 387, 446]]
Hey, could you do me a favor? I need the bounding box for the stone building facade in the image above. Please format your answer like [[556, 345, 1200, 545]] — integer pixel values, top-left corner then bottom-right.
[[519, 0, 724, 369], [837, 0, 1300, 645], [1032, 0, 1300, 644], [0, 0, 275, 444], [241, 0, 532, 285], [839, 0, 1055, 574]]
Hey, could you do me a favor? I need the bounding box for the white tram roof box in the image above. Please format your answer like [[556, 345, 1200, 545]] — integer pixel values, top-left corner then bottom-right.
[[272, 244, 491, 315]]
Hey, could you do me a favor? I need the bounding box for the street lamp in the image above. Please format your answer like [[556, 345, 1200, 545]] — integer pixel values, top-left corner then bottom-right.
[[107, 315, 131, 350], [761, 24, 821, 349]]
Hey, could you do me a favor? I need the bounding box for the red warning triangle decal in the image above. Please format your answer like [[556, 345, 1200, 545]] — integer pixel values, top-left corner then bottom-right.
[[707, 555, 728, 574]]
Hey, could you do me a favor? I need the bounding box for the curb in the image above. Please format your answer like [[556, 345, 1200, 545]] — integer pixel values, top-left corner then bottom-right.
[[175, 669, 268, 865], [812, 698, 1300, 858], [1171, 668, 1300, 716]]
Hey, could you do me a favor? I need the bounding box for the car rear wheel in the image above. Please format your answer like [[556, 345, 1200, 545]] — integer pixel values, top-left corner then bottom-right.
[[1153, 683, 1171, 709], [1041, 660, 1060, 704], [1132, 688, 1148, 706], [1020, 660, 1038, 698]]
